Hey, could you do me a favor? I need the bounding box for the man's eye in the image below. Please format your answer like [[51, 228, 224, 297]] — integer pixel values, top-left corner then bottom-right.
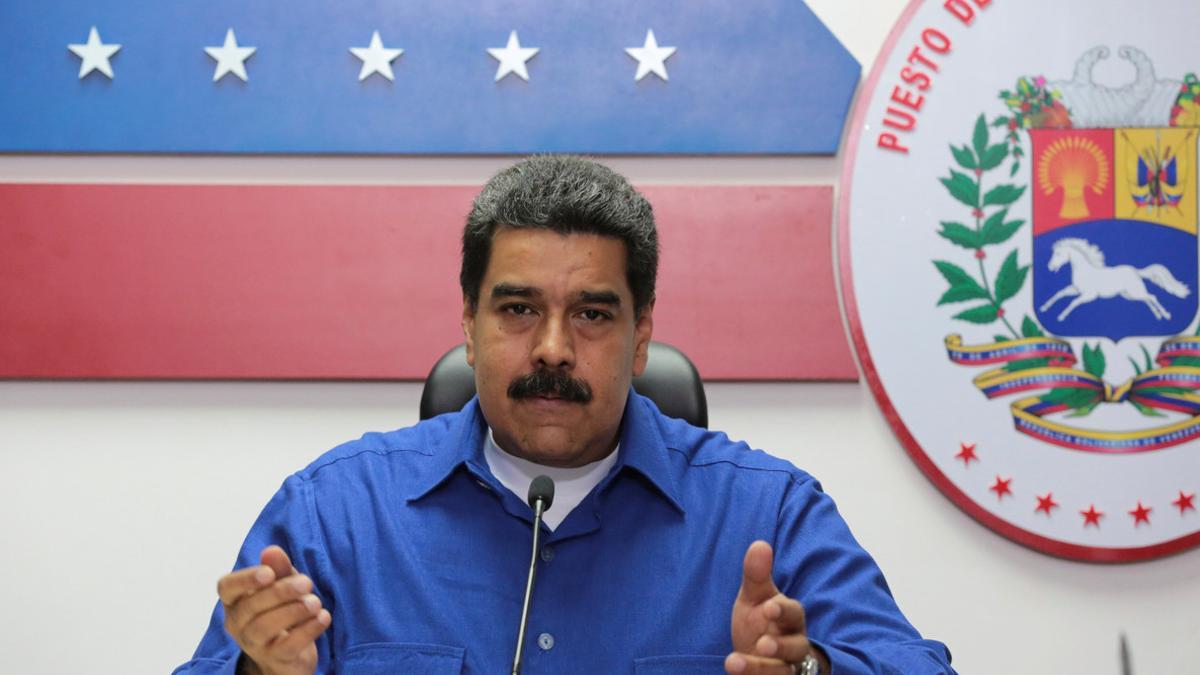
[[580, 309, 610, 322], [505, 304, 533, 316]]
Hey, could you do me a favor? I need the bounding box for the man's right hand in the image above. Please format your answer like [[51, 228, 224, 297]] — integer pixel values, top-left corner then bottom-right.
[[217, 545, 331, 675]]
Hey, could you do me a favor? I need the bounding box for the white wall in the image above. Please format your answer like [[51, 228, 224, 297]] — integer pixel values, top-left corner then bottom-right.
[[2, 2, 1197, 673]]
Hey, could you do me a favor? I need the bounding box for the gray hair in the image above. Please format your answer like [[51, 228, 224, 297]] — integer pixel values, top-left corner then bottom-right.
[[460, 155, 658, 314]]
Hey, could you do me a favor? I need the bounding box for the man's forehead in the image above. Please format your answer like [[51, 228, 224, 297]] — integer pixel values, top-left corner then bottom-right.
[[483, 228, 631, 295], [489, 225, 624, 251]]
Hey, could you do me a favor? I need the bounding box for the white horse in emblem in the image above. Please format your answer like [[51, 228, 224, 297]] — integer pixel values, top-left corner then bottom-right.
[[1039, 237, 1190, 321]]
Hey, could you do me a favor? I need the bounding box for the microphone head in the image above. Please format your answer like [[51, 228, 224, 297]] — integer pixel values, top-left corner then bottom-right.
[[527, 475, 555, 511]]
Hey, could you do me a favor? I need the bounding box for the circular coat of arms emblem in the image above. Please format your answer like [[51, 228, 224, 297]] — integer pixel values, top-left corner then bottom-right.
[[839, 0, 1200, 561]]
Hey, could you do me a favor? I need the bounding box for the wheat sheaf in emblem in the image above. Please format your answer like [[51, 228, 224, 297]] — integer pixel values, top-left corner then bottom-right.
[[1037, 135, 1109, 219], [938, 46, 1200, 452]]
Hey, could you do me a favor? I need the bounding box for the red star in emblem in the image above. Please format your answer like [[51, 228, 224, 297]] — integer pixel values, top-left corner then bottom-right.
[[1129, 501, 1152, 526], [989, 476, 1012, 499], [1035, 492, 1058, 516], [1173, 491, 1196, 515], [1080, 504, 1103, 528], [955, 442, 978, 466]]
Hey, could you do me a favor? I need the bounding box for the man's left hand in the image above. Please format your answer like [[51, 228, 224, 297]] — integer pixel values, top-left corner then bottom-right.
[[725, 540, 830, 674]]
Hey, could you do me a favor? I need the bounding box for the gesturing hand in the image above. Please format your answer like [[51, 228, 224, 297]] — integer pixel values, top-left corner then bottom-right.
[[726, 541, 828, 675], [217, 545, 331, 675]]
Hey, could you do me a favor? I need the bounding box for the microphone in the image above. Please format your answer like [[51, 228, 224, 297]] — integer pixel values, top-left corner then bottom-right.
[[512, 475, 555, 675]]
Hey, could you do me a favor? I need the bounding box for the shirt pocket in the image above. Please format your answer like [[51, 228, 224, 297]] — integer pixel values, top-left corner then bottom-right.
[[338, 642, 465, 674], [633, 654, 727, 674]]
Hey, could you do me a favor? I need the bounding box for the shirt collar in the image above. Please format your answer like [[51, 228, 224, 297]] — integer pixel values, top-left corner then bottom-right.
[[612, 390, 685, 515], [405, 397, 490, 503], [406, 390, 685, 515]]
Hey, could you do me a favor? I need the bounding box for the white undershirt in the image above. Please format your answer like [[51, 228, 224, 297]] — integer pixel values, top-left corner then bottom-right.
[[483, 429, 619, 530]]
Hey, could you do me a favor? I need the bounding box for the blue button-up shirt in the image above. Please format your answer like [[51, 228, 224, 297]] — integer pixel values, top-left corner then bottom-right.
[[176, 392, 954, 674]]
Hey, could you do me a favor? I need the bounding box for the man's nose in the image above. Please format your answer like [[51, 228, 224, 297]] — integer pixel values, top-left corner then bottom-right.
[[531, 315, 575, 369]]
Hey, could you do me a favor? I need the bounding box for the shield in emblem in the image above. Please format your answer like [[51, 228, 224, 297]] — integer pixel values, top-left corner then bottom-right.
[[1032, 127, 1199, 341]]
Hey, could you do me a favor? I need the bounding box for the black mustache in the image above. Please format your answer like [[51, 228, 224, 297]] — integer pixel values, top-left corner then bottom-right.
[[507, 370, 592, 403]]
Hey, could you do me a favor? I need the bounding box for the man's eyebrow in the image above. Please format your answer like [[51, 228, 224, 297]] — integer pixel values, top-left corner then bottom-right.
[[490, 283, 541, 299], [579, 290, 621, 306]]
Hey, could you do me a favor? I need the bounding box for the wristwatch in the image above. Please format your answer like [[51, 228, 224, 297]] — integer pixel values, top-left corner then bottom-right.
[[797, 653, 821, 675]]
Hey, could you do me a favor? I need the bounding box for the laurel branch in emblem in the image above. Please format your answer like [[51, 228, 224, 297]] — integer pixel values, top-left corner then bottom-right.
[[936, 51, 1200, 453]]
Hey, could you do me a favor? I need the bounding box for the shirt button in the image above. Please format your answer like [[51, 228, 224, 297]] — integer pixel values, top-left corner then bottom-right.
[[537, 633, 554, 651], [540, 546, 555, 562]]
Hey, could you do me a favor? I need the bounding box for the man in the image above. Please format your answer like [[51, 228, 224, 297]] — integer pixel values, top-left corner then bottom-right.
[[176, 156, 955, 674]]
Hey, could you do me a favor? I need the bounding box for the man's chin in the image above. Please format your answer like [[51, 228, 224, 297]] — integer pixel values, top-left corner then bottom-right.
[[503, 425, 586, 466]]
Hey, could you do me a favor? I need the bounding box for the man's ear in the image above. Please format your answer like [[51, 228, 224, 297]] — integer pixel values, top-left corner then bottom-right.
[[631, 296, 655, 377], [461, 296, 477, 367]]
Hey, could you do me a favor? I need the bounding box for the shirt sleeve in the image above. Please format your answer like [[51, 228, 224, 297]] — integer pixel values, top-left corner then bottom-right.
[[172, 474, 336, 675], [773, 475, 956, 675]]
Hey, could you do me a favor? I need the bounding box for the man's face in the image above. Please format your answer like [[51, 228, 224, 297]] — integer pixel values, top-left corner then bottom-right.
[[462, 226, 653, 468]]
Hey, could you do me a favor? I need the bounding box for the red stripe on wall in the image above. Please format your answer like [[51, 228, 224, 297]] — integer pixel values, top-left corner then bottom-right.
[[0, 184, 855, 380]]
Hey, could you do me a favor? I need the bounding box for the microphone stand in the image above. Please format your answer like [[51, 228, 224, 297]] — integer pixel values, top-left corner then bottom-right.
[[512, 476, 554, 675]]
